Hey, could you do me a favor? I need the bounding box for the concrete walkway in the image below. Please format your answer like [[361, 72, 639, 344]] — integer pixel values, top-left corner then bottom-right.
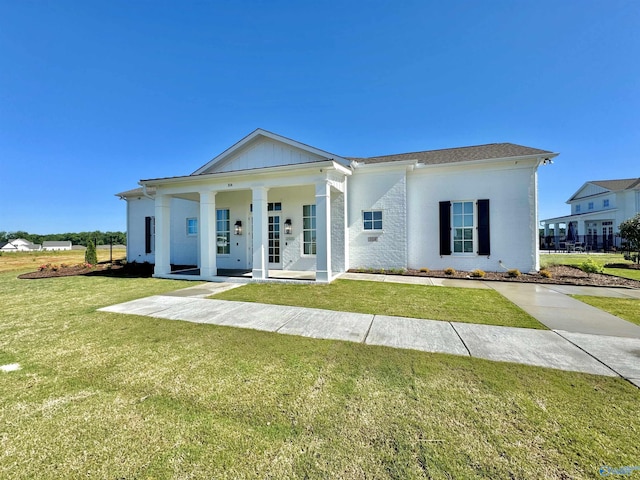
[[98, 278, 640, 388]]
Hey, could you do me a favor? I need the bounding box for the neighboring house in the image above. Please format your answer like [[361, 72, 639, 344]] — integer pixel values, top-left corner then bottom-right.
[[117, 129, 557, 282], [0, 239, 41, 252], [541, 178, 640, 251], [42, 241, 72, 251]]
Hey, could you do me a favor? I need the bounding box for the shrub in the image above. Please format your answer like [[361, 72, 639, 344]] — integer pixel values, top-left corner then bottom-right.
[[419, 267, 430, 273], [444, 267, 456, 275], [507, 269, 521, 278], [539, 269, 552, 278], [470, 269, 486, 278], [85, 240, 98, 266], [579, 258, 603, 274]]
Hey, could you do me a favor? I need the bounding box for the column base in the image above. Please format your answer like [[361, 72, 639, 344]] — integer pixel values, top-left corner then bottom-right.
[[154, 264, 171, 276], [315, 270, 331, 283], [252, 268, 267, 280]]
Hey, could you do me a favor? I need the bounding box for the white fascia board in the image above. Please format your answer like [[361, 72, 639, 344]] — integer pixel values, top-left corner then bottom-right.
[[141, 160, 350, 190], [352, 159, 418, 171], [415, 152, 558, 172], [191, 129, 350, 175], [541, 208, 620, 224]]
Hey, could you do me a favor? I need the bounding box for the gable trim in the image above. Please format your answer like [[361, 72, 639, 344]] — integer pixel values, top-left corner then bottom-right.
[[192, 129, 350, 175]]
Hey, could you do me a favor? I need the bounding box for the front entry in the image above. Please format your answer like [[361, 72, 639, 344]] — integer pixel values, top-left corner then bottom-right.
[[268, 215, 281, 269]]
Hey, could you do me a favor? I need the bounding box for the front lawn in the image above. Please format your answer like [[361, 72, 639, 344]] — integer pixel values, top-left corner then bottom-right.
[[1, 272, 639, 478], [212, 279, 545, 329], [572, 295, 640, 326], [602, 267, 640, 281], [540, 253, 630, 268]]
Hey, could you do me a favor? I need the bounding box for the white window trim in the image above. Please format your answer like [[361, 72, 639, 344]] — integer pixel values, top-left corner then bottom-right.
[[362, 210, 383, 232], [451, 200, 476, 255], [216, 208, 231, 256], [302, 204, 316, 257], [186, 217, 198, 237]]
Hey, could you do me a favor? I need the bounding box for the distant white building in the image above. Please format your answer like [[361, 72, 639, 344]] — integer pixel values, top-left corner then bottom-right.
[[0, 239, 41, 252], [541, 178, 640, 251], [118, 128, 558, 282], [42, 241, 72, 251]]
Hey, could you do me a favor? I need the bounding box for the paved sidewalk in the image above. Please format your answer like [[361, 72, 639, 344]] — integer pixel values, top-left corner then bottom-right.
[[99, 280, 640, 387]]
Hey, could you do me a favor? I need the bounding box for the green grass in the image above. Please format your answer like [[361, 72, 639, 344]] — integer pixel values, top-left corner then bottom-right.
[[212, 279, 545, 329], [1, 269, 640, 478], [572, 295, 640, 326], [602, 267, 640, 281], [540, 253, 630, 269]]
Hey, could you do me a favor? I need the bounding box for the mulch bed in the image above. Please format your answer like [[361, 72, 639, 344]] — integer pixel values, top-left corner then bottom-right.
[[18, 263, 640, 288], [351, 265, 640, 289], [18, 262, 154, 279]]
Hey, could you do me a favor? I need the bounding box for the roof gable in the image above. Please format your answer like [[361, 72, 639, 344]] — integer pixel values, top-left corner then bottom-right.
[[568, 178, 640, 202], [192, 129, 349, 175]]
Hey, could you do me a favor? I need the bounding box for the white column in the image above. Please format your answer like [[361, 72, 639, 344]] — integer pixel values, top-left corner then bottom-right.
[[199, 191, 217, 278], [315, 181, 331, 282], [577, 219, 585, 243], [154, 194, 171, 276], [252, 187, 269, 280]]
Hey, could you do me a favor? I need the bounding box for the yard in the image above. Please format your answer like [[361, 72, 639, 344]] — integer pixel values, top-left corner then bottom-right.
[[1, 254, 639, 478]]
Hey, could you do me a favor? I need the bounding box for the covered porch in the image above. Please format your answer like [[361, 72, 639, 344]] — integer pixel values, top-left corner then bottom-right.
[[540, 215, 621, 253], [145, 161, 351, 283]]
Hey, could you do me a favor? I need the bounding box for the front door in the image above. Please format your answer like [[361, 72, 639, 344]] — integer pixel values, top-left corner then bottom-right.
[[268, 215, 281, 269]]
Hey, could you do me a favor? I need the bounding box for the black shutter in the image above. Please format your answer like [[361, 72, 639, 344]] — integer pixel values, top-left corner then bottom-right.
[[145, 216, 152, 254], [439, 201, 451, 256], [477, 199, 490, 256]]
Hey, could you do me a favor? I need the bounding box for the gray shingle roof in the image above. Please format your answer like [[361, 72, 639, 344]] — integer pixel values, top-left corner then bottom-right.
[[116, 186, 157, 198], [349, 143, 554, 165], [590, 178, 640, 191]]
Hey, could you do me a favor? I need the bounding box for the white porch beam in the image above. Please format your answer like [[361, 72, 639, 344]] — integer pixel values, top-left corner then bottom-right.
[[315, 181, 331, 282], [199, 191, 217, 278], [154, 194, 171, 276], [252, 187, 269, 280]]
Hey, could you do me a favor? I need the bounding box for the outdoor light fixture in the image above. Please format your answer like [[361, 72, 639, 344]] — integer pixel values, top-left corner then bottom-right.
[[234, 220, 243, 235], [284, 219, 292, 235]]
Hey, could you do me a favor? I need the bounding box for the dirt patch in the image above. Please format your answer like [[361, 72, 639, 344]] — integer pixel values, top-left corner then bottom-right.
[[18, 262, 154, 279]]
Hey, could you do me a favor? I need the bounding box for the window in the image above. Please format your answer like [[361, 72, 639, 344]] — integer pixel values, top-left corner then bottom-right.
[[576, 204, 581, 213], [603, 199, 610, 208], [216, 209, 230, 254], [186, 218, 198, 236], [452, 201, 474, 253], [588, 202, 594, 210], [145, 216, 155, 254], [363, 210, 383, 230], [303, 204, 316, 255], [439, 200, 490, 256]]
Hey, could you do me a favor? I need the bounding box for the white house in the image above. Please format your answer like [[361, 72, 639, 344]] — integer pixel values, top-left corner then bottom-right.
[[42, 241, 72, 251], [0, 239, 41, 252], [541, 178, 640, 251], [117, 129, 557, 282]]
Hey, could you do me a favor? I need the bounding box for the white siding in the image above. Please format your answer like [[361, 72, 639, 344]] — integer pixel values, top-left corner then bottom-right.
[[407, 162, 538, 273]]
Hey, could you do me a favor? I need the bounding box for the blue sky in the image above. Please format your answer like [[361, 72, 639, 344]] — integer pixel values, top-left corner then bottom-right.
[[1, 0, 638, 234]]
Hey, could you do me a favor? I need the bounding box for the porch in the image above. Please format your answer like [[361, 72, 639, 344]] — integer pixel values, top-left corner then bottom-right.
[[167, 266, 316, 283], [146, 161, 351, 283]]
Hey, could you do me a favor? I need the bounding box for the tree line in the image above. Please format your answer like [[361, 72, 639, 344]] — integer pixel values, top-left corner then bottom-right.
[[0, 231, 126, 247]]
